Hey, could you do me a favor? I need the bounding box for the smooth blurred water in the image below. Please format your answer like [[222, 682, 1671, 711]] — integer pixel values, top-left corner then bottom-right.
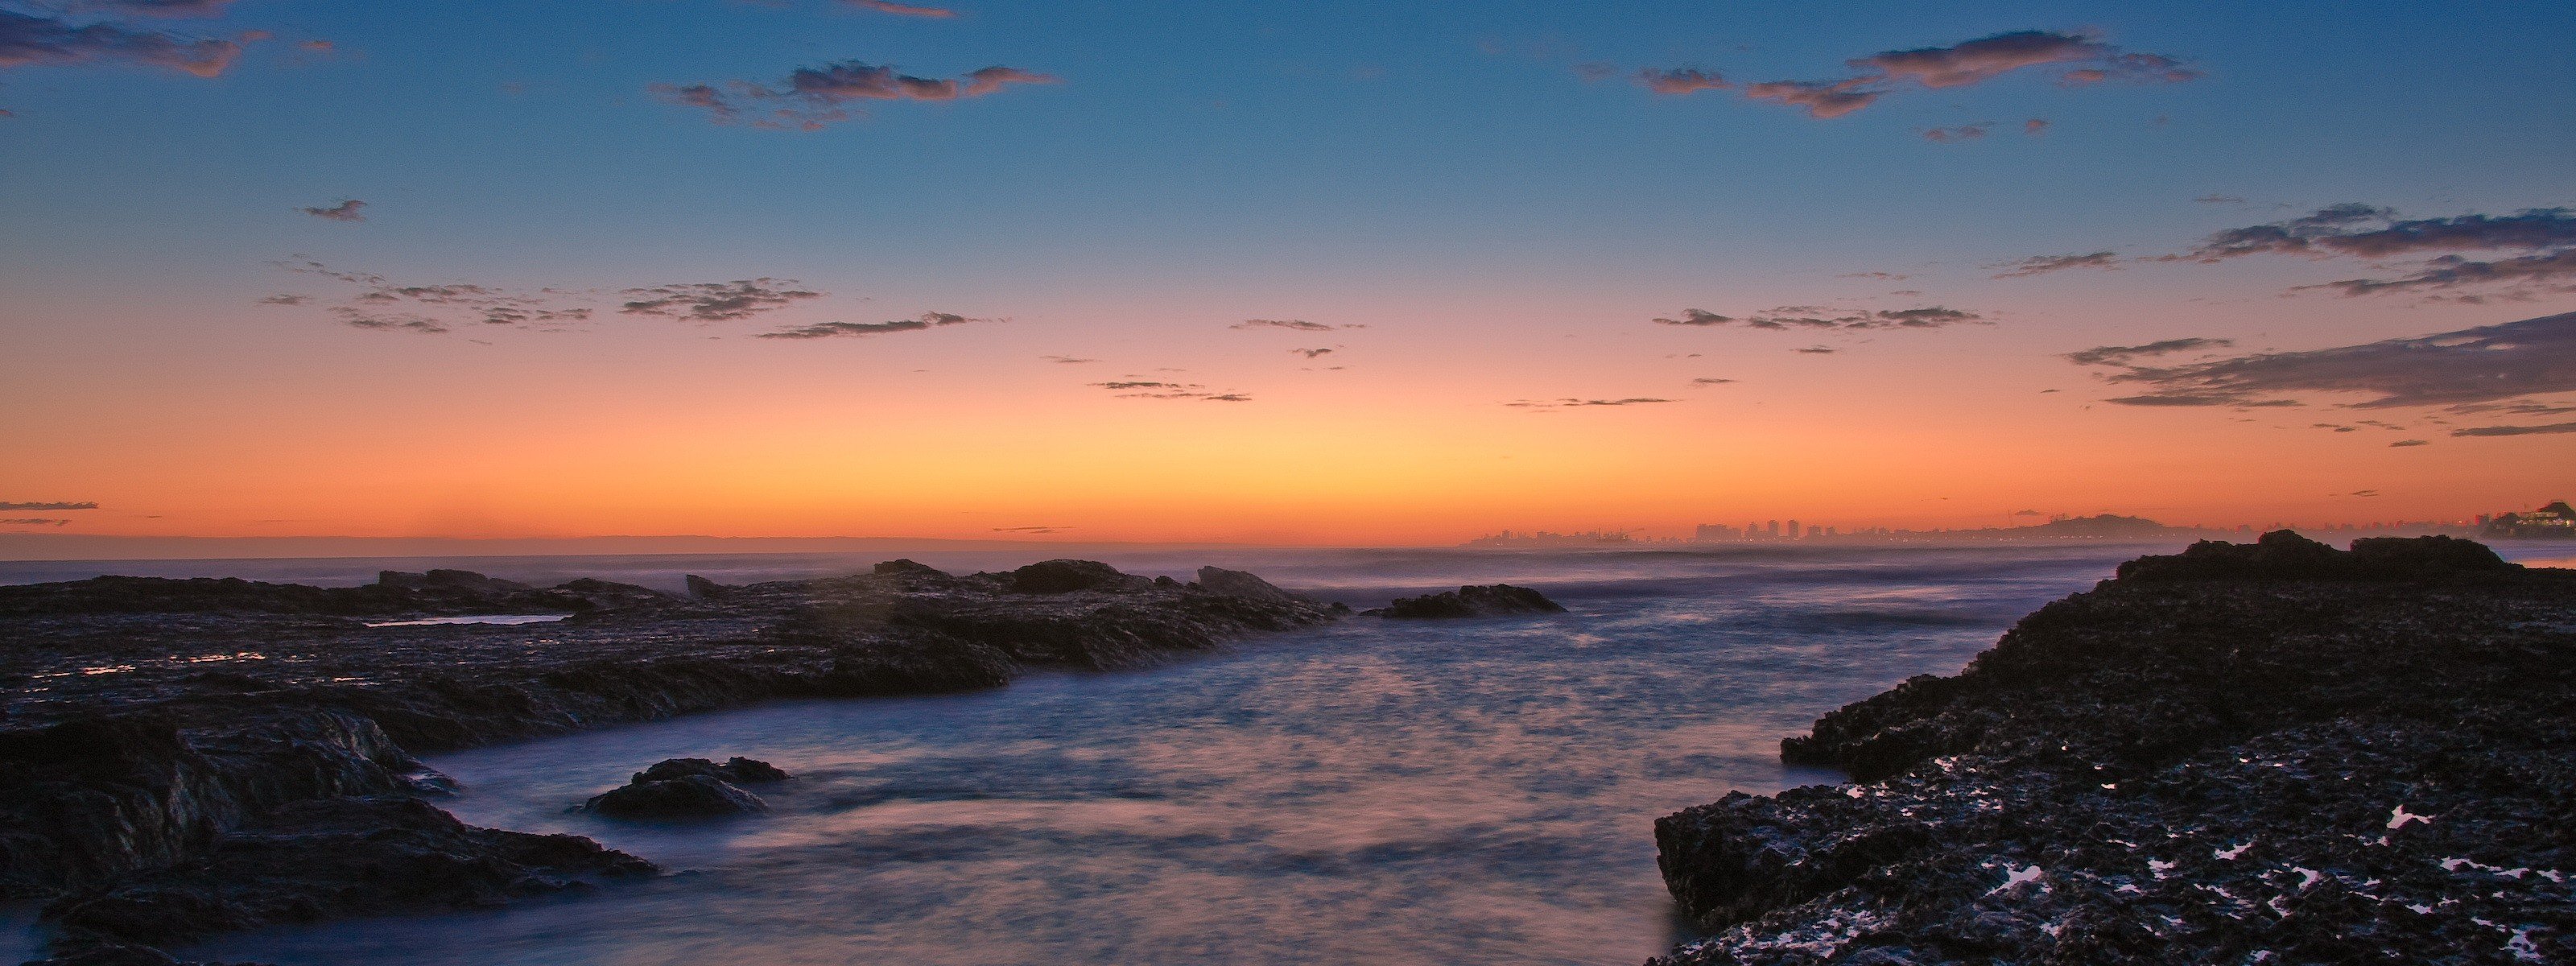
[[97, 543, 2182, 965]]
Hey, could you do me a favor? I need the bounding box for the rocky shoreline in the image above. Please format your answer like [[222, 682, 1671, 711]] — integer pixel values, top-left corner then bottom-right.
[[0, 559, 1348, 964], [1651, 533, 2574, 964]]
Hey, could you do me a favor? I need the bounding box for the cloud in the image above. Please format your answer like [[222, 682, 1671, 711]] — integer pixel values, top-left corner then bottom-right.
[[840, 0, 958, 17], [1572, 61, 1620, 83], [1658, 305, 1985, 332], [300, 199, 365, 222], [654, 60, 1057, 130], [1922, 122, 1991, 142], [1089, 380, 1249, 401], [1635, 67, 1728, 95], [1653, 309, 1733, 327], [2297, 248, 2576, 298], [2194, 194, 2248, 204], [992, 525, 1071, 533], [1711, 30, 2196, 121], [2011, 509, 2046, 517], [1042, 355, 1095, 364], [275, 259, 600, 333], [2023, 118, 2048, 135], [0, 501, 97, 510], [1292, 348, 1333, 358], [2391, 440, 2429, 447], [72, 1, 237, 17], [2078, 311, 2576, 411], [2174, 205, 2576, 262], [1690, 378, 1736, 385], [621, 279, 821, 322], [2452, 421, 2576, 437], [0, 518, 71, 526], [1992, 251, 2117, 279], [2062, 337, 2235, 367], [1505, 397, 1677, 409], [1835, 271, 1909, 281], [758, 312, 991, 339], [1232, 318, 1344, 332], [0, 6, 253, 77], [1794, 346, 1839, 354], [1741, 78, 1880, 118]]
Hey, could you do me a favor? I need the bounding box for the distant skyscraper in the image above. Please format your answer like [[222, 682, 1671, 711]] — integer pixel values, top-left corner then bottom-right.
[[1767, 520, 1781, 537], [1787, 519, 1802, 539]]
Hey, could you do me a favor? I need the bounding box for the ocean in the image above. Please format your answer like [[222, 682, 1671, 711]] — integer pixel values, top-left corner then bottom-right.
[[5, 540, 2563, 964]]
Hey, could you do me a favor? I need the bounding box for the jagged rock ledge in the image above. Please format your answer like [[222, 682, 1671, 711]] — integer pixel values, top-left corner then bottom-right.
[[1650, 532, 2575, 964], [0, 559, 1338, 963]]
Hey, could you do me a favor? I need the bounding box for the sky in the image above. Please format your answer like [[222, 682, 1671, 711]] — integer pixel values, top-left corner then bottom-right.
[[2, 0, 2572, 546]]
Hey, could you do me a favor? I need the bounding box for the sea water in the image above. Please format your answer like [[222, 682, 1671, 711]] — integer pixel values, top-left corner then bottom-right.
[[5, 542, 2553, 964]]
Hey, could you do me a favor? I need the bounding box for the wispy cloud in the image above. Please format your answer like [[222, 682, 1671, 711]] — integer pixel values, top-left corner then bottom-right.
[[1042, 355, 1096, 364], [0, 501, 97, 510], [2391, 439, 2429, 447], [1090, 380, 1249, 402], [1991, 250, 2116, 279], [275, 259, 595, 333], [1635, 67, 1727, 95], [1292, 348, 1333, 358], [0, 6, 254, 78], [2023, 118, 2048, 135], [1922, 122, 1991, 142], [1665, 30, 2196, 120], [1657, 305, 1986, 331], [2165, 204, 2576, 299], [840, 0, 958, 18], [2452, 421, 2576, 437], [300, 199, 365, 222], [1232, 318, 1348, 332], [759, 312, 994, 339], [0, 518, 71, 526], [2073, 312, 2576, 411], [654, 60, 1057, 130], [1505, 397, 1677, 409], [992, 525, 1071, 533], [1690, 378, 1736, 386], [2062, 337, 2232, 367], [622, 279, 821, 322]]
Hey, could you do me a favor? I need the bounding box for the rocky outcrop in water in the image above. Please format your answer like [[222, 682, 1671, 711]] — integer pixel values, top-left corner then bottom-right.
[[1650, 533, 2574, 964], [0, 559, 1338, 962], [1368, 584, 1567, 619], [583, 757, 789, 819]]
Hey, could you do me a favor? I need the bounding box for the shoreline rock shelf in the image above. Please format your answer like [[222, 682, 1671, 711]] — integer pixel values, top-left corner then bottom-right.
[[1651, 533, 2575, 964], [0, 559, 1340, 964]]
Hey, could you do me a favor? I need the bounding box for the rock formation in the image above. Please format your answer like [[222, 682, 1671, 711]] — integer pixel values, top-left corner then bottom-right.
[[1651, 533, 2574, 964], [1368, 584, 1567, 618]]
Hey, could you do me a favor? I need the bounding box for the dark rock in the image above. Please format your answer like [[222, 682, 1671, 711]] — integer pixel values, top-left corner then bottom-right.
[[1370, 584, 1567, 619], [43, 795, 651, 945], [1006, 559, 1146, 594], [1195, 567, 1298, 603], [0, 556, 1337, 958], [632, 756, 789, 784], [582, 774, 766, 819], [1651, 535, 2576, 964], [2113, 529, 2516, 584], [683, 575, 732, 600]]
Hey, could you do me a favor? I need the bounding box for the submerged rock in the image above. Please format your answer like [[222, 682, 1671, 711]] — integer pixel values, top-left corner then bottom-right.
[[1650, 532, 2576, 965], [584, 757, 787, 819], [1369, 584, 1566, 619]]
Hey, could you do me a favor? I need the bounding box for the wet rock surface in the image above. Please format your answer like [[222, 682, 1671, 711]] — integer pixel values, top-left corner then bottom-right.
[[0, 559, 1338, 962], [1368, 584, 1567, 619], [583, 757, 789, 819], [1652, 533, 2576, 965]]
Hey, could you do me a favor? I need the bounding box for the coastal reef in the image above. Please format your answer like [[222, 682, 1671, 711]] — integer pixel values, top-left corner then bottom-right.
[[1653, 532, 2574, 964], [1368, 584, 1567, 619], [0, 559, 1337, 962]]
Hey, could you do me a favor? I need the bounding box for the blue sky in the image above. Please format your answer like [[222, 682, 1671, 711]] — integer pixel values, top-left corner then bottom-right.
[[2, 1, 2572, 541]]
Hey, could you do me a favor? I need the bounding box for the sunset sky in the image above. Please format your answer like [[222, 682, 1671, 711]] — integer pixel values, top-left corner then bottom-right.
[[3, 1, 2572, 546]]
